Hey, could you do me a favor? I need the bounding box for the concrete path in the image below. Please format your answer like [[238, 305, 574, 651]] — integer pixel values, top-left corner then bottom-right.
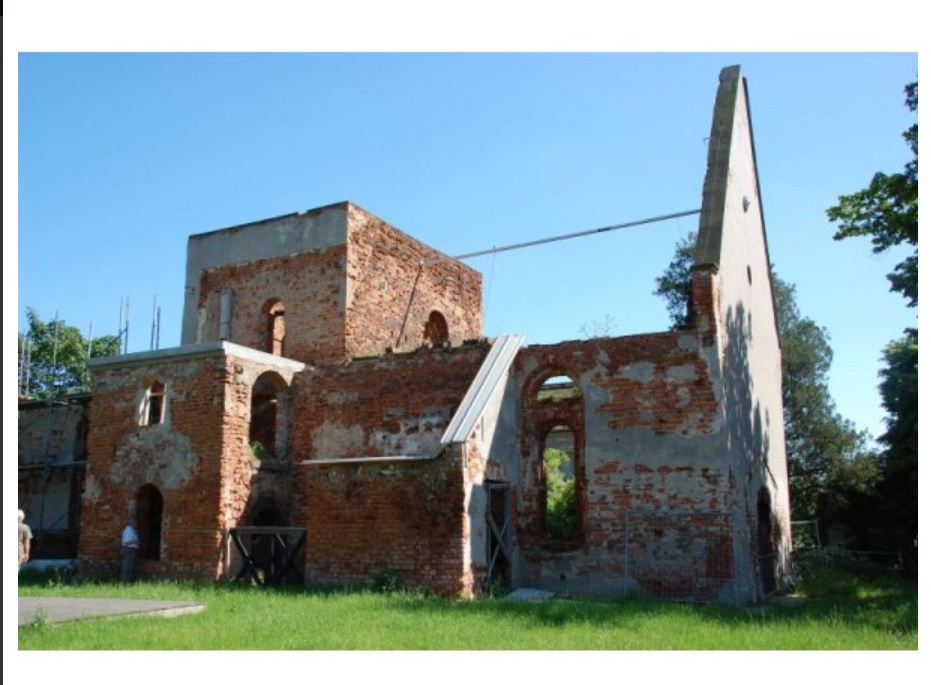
[[18, 597, 205, 626]]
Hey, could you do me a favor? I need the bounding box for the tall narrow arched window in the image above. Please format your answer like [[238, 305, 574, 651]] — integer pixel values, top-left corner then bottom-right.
[[140, 380, 167, 426], [423, 310, 449, 346], [265, 299, 286, 356], [529, 371, 584, 546], [250, 371, 288, 459], [136, 484, 164, 561], [543, 425, 578, 542]]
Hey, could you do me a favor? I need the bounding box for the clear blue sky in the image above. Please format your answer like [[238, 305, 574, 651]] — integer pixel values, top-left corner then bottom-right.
[[7, 13, 919, 449]]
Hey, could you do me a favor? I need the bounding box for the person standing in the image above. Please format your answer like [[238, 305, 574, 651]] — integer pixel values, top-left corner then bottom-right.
[[120, 520, 140, 582], [18, 509, 33, 571]]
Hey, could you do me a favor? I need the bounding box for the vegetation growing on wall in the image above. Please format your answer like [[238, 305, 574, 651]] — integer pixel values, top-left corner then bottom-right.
[[544, 447, 577, 541]]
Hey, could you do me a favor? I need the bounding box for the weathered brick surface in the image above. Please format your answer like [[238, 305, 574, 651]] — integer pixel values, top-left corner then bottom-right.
[[512, 332, 738, 599], [294, 344, 489, 595], [193, 203, 483, 366], [304, 453, 470, 596], [291, 343, 488, 460], [76, 350, 303, 581], [199, 247, 349, 364], [345, 205, 483, 358]]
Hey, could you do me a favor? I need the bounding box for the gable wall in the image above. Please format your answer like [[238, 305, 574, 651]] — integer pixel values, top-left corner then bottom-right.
[[695, 67, 791, 594]]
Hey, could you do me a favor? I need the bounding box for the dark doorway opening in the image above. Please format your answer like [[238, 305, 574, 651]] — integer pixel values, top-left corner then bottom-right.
[[136, 484, 163, 561], [757, 488, 777, 594], [484, 481, 512, 594]]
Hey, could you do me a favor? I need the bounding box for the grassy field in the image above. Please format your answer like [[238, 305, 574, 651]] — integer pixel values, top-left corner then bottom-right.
[[17, 563, 917, 650]]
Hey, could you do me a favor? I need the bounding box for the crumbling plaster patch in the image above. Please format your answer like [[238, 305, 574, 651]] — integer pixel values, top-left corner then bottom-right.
[[313, 421, 365, 458], [110, 426, 199, 490]]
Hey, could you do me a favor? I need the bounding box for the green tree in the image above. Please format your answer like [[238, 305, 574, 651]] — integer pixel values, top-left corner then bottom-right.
[[872, 329, 918, 565], [827, 81, 917, 572], [652, 233, 696, 330], [653, 232, 874, 522], [827, 81, 917, 307], [18, 307, 121, 398]]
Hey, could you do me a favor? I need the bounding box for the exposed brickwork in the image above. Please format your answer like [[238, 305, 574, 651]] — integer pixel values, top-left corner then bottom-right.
[[513, 333, 736, 599], [291, 343, 489, 460], [199, 246, 349, 364], [76, 350, 304, 581], [295, 345, 490, 595], [304, 452, 470, 596], [345, 205, 483, 357], [193, 202, 483, 366]]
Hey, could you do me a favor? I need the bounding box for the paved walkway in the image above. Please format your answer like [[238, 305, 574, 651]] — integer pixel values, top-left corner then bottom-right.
[[18, 597, 205, 626]]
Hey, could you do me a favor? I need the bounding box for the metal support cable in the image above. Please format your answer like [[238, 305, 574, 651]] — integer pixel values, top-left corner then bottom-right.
[[424, 208, 701, 265]]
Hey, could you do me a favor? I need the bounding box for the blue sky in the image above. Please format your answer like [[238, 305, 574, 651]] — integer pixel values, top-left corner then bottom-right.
[[12, 50, 917, 445]]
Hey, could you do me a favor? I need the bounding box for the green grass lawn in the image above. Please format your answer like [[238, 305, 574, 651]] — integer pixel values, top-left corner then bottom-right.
[[17, 565, 917, 650]]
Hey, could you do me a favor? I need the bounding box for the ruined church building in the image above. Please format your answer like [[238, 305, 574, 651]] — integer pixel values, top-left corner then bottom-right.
[[36, 66, 794, 603]]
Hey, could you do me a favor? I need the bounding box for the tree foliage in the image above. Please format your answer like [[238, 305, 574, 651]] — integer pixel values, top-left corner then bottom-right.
[[827, 82, 917, 307], [826, 81, 918, 572], [872, 329, 918, 561], [652, 233, 695, 330], [18, 307, 121, 398], [653, 232, 873, 522]]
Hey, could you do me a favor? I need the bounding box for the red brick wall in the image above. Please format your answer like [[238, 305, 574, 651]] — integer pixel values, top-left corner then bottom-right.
[[514, 332, 733, 599], [291, 343, 488, 460], [304, 453, 470, 596], [345, 205, 483, 357], [199, 247, 349, 364], [78, 352, 304, 581], [294, 344, 489, 595], [193, 205, 483, 366], [79, 357, 231, 579]]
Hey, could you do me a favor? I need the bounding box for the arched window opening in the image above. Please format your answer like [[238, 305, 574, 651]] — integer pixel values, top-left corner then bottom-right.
[[136, 484, 163, 561], [266, 300, 286, 356], [141, 380, 167, 426], [543, 425, 579, 542], [536, 375, 581, 404], [250, 372, 287, 459], [423, 310, 449, 346]]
